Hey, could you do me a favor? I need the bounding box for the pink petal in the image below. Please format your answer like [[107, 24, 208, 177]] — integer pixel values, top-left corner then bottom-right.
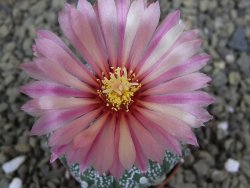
[[115, 0, 130, 64], [119, 0, 144, 67], [110, 116, 124, 179], [85, 115, 116, 173], [143, 91, 215, 106], [139, 101, 203, 128], [136, 107, 198, 146], [77, 0, 107, 58], [128, 1, 160, 71], [50, 144, 69, 162], [143, 54, 211, 88], [134, 111, 181, 155], [170, 104, 213, 122], [20, 81, 92, 98], [35, 38, 97, 86], [135, 10, 181, 73], [49, 108, 102, 147], [20, 62, 48, 81], [141, 39, 203, 81], [58, 4, 103, 76], [26, 58, 94, 93], [30, 105, 98, 135], [118, 114, 136, 169], [150, 10, 180, 47], [128, 115, 164, 163], [173, 29, 200, 47], [142, 73, 211, 95], [69, 7, 109, 75], [136, 21, 185, 77], [73, 113, 109, 149], [128, 119, 148, 172], [22, 97, 98, 113], [97, 0, 118, 67]]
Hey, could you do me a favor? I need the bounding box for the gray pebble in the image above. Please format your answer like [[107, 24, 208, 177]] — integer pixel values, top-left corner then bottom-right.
[[193, 160, 210, 177], [0, 25, 9, 38], [211, 170, 228, 182], [229, 26, 249, 51]]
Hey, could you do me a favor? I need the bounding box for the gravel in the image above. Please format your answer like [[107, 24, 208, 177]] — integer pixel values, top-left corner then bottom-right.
[[0, 0, 250, 187]]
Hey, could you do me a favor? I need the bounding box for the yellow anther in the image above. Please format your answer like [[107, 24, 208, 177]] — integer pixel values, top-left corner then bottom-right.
[[98, 67, 141, 111]]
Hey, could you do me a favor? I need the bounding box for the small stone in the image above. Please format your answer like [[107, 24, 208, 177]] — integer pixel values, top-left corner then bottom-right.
[[240, 161, 250, 178], [184, 170, 196, 183], [213, 71, 227, 87], [9, 178, 22, 188], [0, 178, 8, 188], [225, 159, 240, 173], [2, 156, 26, 174], [228, 72, 240, 85], [224, 139, 234, 150], [211, 170, 228, 182], [214, 61, 226, 69], [237, 54, 250, 74], [19, 1, 29, 10], [218, 121, 229, 131], [0, 103, 8, 112], [199, 0, 209, 12], [193, 160, 209, 176], [0, 153, 7, 164], [197, 151, 215, 167], [226, 106, 235, 113], [225, 54, 235, 63], [14, 144, 30, 153], [244, 94, 250, 106], [0, 25, 9, 38], [30, 1, 47, 16], [229, 26, 249, 51]]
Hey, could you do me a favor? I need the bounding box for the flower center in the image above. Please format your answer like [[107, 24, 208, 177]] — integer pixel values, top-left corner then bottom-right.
[[98, 67, 141, 112]]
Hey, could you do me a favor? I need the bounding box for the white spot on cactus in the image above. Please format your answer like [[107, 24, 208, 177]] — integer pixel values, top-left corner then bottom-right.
[[81, 181, 88, 188], [139, 177, 148, 184]]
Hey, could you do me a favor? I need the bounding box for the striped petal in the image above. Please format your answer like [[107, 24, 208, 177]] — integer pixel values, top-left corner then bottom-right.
[[58, 4, 103, 76], [86, 115, 116, 173], [97, 0, 118, 67], [129, 1, 160, 71], [20, 81, 92, 98], [134, 111, 181, 155], [22, 97, 98, 114], [143, 91, 215, 106], [115, 0, 130, 64], [128, 115, 164, 163], [136, 21, 185, 77], [73, 113, 109, 148], [120, 0, 144, 67], [110, 117, 124, 179], [30, 105, 98, 135], [49, 108, 102, 147], [139, 101, 203, 128], [143, 54, 211, 88], [70, 6, 108, 75], [141, 39, 202, 81], [142, 73, 211, 95], [136, 107, 198, 146], [118, 114, 136, 169], [34, 38, 97, 86]]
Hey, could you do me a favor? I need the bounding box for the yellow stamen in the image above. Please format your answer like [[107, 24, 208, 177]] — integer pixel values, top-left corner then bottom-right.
[[98, 67, 141, 111]]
